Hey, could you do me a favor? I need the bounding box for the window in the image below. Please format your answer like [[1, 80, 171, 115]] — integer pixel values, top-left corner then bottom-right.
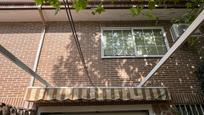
[[101, 27, 169, 58]]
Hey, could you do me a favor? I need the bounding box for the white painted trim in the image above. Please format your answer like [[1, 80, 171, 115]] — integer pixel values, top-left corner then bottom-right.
[[101, 27, 132, 30], [101, 54, 165, 58], [37, 105, 154, 115], [132, 27, 165, 29], [138, 9, 204, 87], [100, 27, 169, 58], [29, 26, 46, 86]]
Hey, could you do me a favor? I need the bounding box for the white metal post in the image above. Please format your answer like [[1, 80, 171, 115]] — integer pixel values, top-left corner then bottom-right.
[[138, 10, 204, 87], [0, 45, 51, 87]]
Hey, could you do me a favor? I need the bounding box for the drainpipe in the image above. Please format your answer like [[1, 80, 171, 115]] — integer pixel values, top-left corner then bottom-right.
[[29, 5, 46, 86], [25, 4, 47, 109]]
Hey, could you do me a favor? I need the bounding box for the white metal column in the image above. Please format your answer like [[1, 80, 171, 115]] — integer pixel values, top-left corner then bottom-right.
[[138, 10, 204, 87]]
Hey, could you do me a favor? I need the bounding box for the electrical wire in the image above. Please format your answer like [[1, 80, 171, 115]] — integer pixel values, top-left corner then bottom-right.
[[63, 0, 95, 87]]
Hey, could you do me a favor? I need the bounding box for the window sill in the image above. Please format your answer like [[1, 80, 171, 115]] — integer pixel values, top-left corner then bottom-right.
[[101, 55, 164, 59]]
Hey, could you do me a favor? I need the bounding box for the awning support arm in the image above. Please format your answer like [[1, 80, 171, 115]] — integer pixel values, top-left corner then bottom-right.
[[29, 4, 47, 86], [0, 45, 51, 87], [138, 9, 204, 87]]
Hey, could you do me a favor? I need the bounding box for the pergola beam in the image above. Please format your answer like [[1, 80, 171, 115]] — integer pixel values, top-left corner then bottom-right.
[[0, 45, 51, 87], [138, 9, 204, 87]]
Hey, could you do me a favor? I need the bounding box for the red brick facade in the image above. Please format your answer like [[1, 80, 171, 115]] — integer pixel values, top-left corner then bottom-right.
[[0, 23, 43, 98], [0, 21, 203, 107]]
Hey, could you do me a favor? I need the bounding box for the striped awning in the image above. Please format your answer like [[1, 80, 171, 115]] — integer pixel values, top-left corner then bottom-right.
[[24, 87, 171, 102]]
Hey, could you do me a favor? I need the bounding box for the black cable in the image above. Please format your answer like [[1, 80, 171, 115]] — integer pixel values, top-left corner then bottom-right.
[[63, 0, 95, 87]]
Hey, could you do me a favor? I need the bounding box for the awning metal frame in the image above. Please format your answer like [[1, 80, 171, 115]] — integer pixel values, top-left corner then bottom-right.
[[138, 9, 204, 87], [0, 7, 203, 88], [0, 45, 51, 87]]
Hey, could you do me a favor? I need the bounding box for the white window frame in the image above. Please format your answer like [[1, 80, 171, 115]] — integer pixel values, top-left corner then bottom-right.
[[101, 27, 170, 58]]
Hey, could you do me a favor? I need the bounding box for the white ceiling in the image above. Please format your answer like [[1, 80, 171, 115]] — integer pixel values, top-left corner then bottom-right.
[[0, 9, 188, 22]]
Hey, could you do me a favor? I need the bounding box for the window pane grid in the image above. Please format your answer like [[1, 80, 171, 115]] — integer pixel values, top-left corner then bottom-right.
[[151, 29, 159, 55], [134, 29, 166, 56], [102, 27, 168, 57], [143, 29, 152, 55], [132, 29, 138, 56], [141, 29, 148, 56]]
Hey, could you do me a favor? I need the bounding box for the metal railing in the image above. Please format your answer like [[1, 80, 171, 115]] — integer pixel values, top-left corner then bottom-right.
[[176, 104, 204, 115]]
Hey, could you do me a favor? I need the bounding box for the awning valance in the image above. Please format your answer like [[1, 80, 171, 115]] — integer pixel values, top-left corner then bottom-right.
[[24, 87, 171, 102]]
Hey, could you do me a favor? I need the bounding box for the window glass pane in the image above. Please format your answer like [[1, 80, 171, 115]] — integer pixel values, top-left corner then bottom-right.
[[123, 30, 135, 56], [134, 30, 144, 46], [143, 29, 156, 46], [157, 46, 167, 55], [146, 46, 158, 55], [103, 30, 113, 56], [134, 30, 147, 56], [102, 28, 168, 57], [112, 30, 123, 55], [153, 29, 166, 45], [134, 28, 167, 56], [137, 46, 147, 55], [103, 29, 134, 56]]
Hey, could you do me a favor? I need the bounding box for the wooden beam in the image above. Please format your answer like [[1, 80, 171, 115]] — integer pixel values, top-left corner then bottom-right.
[[0, 45, 51, 87], [138, 9, 204, 87]]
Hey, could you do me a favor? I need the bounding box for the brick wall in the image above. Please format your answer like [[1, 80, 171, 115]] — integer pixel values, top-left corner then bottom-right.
[[35, 21, 164, 87], [0, 23, 42, 97], [0, 21, 203, 103], [35, 21, 202, 95]]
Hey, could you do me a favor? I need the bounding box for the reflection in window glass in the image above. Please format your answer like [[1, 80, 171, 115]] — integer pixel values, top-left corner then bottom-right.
[[103, 29, 135, 56], [102, 28, 168, 57]]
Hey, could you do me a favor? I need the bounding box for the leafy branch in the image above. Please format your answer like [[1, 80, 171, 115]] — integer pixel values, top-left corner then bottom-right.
[[35, 0, 204, 20], [92, 4, 105, 15], [73, 0, 88, 12]]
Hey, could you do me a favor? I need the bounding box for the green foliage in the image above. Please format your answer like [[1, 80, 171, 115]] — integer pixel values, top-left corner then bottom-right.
[[144, 10, 158, 20], [186, 2, 193, 8], [129, 6, 143, 16], [186, 37, 199, 47], [35, 0, 204, 20], [196, 60, 204, 93], [73, 0, 87, 12], [35, 0, 44, 5], [92, 4, 105, 15], [172, 9, 202, 24], [35, 0, 60, 9], [111, 0, 116, 4], [148, 0, 155, 10], [181, 36, 199, 54]]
